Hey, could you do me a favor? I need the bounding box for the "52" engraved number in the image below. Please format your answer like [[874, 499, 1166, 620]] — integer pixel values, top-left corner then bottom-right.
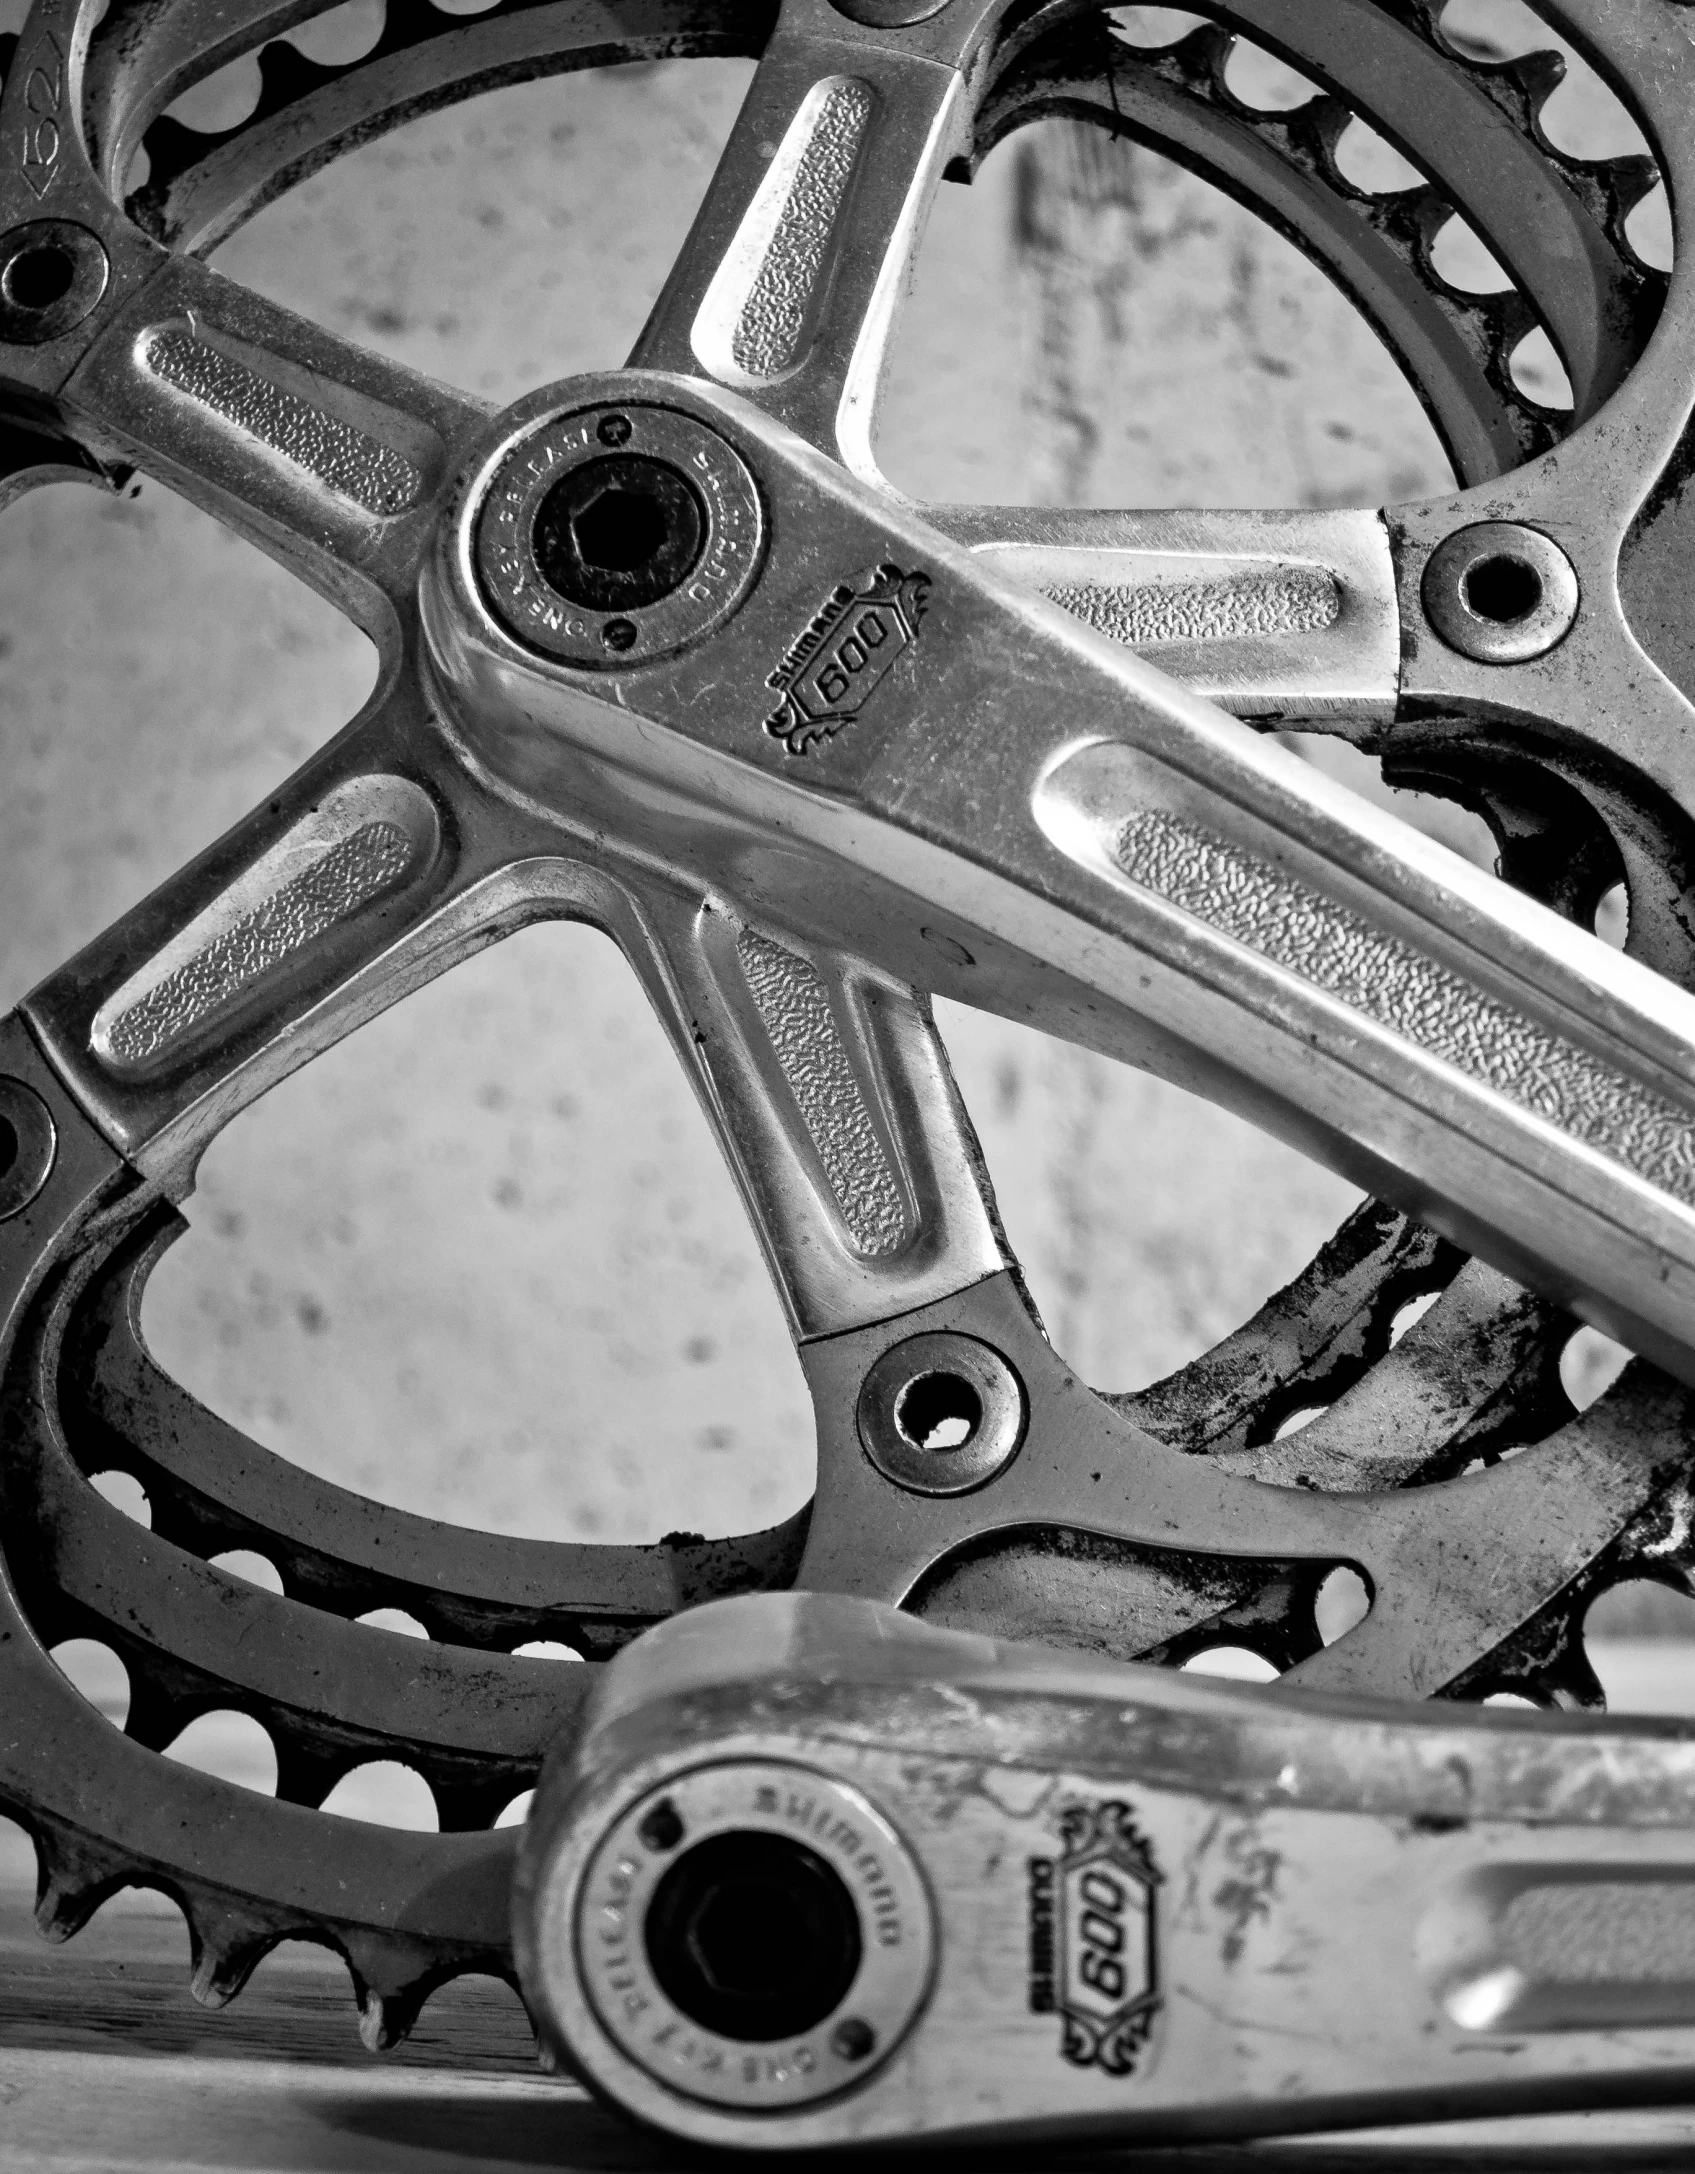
[[19, 33, 64, 200]]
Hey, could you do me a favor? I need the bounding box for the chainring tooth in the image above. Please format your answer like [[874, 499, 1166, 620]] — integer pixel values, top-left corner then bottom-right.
[[30, 1821, 137, 1944], [978, 12, 1564, 473], [186, 1894, 282, 2008]]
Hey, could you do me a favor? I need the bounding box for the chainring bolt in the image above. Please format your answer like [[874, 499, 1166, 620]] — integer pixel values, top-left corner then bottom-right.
[[0, 221, 110, 347], [0, 1077, 56, 1219], [857, 1330, 1026, 1495], [1421, 520, 1579, 664]]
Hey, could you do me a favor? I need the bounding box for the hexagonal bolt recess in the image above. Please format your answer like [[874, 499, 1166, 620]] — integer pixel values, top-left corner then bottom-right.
[[530, 452, 706, 614]]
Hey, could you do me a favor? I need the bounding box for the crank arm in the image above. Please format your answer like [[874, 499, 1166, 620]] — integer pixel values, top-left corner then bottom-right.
[[409, 374, 1695, 1382], [517, 1590, 1695, 2153]]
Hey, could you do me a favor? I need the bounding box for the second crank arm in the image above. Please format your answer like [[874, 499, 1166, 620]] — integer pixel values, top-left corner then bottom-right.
[[517, 1591, 1695, 2153]]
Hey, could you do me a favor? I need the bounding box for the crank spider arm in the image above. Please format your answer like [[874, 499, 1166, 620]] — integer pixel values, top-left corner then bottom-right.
[[517, 1590, 1695, 2152], [408, 374, 1695, 1386]]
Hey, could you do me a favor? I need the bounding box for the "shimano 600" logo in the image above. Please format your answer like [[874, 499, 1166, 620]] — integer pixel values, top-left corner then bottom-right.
[[1029, 1798, 1161, 2076], [763, 562, 929, 756]]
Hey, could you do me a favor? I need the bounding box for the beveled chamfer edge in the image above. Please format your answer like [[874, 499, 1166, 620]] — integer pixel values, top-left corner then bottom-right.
[[1035, 723, 1695, 1107], [1032, 740, 1695, 1336], [424, 368, 1695, 1385], [627, 31, 969, 476], [60, 253, 486, 628]]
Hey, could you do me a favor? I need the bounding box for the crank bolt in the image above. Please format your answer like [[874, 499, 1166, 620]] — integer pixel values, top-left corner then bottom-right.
[[532, 453, 706, 616], [0, 221, 110, 347], [858, 1331, 1026, 1495], [647, 1829, 863, 2042], [0, 1077, 56, 1220], [474, 401, 763, 671], [541, 1759, 933, 2112], [1421, 520, 1578, 664]]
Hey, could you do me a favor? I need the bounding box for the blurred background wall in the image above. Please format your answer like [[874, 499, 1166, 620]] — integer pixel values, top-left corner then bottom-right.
[[0, 1, 1680, 1666]]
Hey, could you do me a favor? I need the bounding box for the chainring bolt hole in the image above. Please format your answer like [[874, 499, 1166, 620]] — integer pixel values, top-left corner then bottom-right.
[[3, 245, 74, 312], [1463, 554, 1541, 625], [0, 1077, 56, 1220], [894, 1368, 981, 1452], [645, 1830, 863, 2043], [1422, 520, 1578, 664], [0, 220, 110, 346], [859, 1332, 1026, 1495]]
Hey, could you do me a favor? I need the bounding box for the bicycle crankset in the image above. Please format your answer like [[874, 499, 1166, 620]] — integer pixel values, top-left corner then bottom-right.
[[2, 0, 1695, 2084]]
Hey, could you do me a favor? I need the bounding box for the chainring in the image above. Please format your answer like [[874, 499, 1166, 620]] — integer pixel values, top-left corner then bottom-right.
[[1, 0, 1692, 2054]]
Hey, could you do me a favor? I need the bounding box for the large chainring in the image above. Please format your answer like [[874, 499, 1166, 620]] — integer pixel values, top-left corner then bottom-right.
[[1, 0, 1693, 2053]]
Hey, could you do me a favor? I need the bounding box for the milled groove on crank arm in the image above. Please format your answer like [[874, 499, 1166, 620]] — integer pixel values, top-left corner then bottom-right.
[[516, 1591, 1695, 2153]]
